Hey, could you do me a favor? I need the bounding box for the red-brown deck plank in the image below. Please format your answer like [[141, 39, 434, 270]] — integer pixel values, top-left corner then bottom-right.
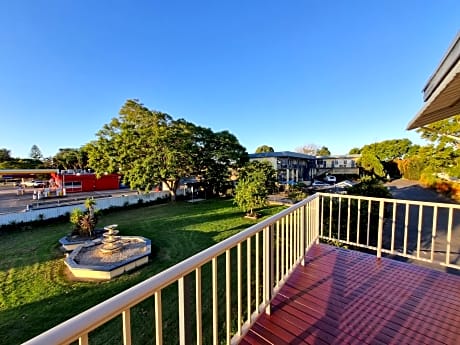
[[240, 243, 460, 345]]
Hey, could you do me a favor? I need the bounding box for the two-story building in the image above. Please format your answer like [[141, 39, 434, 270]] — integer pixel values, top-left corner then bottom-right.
[[315, 154, 360, 177], [249, 151, 360, 185], [248, 151, 316, 185]]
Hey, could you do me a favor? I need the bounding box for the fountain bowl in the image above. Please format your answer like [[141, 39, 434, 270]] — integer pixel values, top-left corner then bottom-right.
[[64, 236, 151, 280]]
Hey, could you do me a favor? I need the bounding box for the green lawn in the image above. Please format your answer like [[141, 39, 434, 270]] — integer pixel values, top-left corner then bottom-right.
[[0, 198, 286, 345]]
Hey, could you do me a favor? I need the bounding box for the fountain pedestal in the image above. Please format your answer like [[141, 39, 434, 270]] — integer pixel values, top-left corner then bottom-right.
[[64, 224, 151, 281], [100, 224, 122, 254]]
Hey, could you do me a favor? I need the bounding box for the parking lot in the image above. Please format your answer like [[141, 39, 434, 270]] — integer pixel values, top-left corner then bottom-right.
[[0, 186, 137, 214]]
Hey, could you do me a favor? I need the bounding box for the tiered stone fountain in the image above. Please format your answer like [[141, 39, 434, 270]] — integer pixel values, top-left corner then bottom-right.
[[100, 224, 122, 254], [65, 224, 151, 280]]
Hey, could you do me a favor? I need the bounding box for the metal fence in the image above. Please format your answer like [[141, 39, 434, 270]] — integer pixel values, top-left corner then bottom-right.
[[0, 191, 170, 226], [318, 192, 460, 269], [21, 192, 460, 344]]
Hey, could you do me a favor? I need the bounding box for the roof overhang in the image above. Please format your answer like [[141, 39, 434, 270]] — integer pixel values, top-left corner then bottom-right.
[[407, 32, 460, 130], [0, 169, 59, 177]]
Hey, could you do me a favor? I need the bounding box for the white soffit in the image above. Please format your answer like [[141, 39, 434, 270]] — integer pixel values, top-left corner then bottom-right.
[[407, 32, 460, 130]]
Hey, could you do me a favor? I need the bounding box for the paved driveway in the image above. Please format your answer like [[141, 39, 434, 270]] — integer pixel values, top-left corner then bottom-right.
[[385, 179, 456, 204], [383, 179, 460, 273]]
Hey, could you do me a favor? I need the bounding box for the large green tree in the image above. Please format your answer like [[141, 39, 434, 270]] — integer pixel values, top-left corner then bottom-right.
[[87, 99, 248, 199], [0, 148, 44, 169], [193, 127, 248, 195], [416, 115, 460, 148], [414, 116, 460, 178], [0, 148, 12, 162], [361, 139, 412, 161], [349, 147, 361, 154], [356, 139, 414, 178], [234, 161, 276, 217], [29, 145, 43, 160], [255, 145, 274, 153], [357, 152, 385, 177], [317, 146, 331, 156], [53, 148, 88, 170], [0, 158, 43, 170]]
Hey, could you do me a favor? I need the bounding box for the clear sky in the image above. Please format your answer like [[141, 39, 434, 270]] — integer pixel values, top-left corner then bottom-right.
[[0, 1, 459, 158]]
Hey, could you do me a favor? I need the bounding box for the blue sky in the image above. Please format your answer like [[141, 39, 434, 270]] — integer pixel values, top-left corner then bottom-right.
[[0, 1, 459, 158]]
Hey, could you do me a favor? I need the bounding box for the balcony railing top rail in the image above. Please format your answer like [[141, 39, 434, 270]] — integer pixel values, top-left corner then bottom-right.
[[317, 192, 460, 270], [24, 194, 320, 345], [23, 192, 460, 345]]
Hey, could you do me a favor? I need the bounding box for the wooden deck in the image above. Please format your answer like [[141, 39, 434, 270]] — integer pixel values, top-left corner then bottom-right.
[[240, 243, 460, 345]]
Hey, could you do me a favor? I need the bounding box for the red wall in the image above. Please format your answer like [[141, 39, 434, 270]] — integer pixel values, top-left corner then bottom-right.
[[51, 173, 120, 192]]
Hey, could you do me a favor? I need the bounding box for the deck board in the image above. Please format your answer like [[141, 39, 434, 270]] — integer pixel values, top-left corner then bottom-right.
[[240, 243, 460, 345]]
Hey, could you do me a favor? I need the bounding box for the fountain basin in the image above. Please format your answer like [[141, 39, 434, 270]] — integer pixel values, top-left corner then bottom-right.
[[59, 228, 106, 252], [65, 236, 151, 280]]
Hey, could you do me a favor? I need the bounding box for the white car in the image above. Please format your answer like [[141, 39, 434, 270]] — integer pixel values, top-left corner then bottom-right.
[[324, 175, 336, 183], [21, 180, 46, 188], [312, 180, 330, 187]]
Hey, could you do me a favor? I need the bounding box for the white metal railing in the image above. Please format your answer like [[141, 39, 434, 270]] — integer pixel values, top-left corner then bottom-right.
[[22, 192, 460, 345], [23, 195, 320, 345], [317, 192, 460, 270]]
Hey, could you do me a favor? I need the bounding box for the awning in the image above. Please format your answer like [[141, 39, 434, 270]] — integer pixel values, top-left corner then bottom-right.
[[407, 32, 460, 130]]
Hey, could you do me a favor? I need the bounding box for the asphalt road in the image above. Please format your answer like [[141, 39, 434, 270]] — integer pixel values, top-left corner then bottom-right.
[[0, 186, 137, 214], [383, 179, 460, 274], [385, 179, 456, 204]]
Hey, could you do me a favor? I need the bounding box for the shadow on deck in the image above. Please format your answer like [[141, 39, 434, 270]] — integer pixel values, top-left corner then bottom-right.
[[241, 244, 460, 345]]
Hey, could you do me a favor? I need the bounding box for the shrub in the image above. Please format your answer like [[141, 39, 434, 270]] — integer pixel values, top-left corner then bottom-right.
[[69, 198, 98, 238], [347, 177, 392, 198]]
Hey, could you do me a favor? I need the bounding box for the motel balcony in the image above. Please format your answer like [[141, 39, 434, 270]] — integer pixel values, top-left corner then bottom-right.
[[23, 192, 460, 345]]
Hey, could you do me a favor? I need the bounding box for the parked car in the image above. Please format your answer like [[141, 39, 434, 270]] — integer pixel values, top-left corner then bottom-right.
[[324, 175, 336, 183], [21, 180, 46, 188], [312, 180, 330, 187]]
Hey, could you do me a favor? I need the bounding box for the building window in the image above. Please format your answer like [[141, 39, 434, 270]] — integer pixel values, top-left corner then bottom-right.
[[64, 181, 82, 191]]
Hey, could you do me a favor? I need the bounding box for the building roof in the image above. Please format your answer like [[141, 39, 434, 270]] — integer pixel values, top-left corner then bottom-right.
[[249, 151, 316, 160], [316, 154, 361, 159], [0, 169, 58, 176], [407, 32, 460, 130]]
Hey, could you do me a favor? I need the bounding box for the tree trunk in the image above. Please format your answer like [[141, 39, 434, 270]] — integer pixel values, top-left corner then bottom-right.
[[163, 178, 180, 202]]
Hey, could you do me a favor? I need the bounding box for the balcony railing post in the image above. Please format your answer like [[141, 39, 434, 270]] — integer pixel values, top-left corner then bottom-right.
[[270, 225, 274, 302], [316, 196, 321, 243], [264, 226, 273, 315], [178, 275, 191, 345], [377, 200, 384, 259], [301, 203, 306, 266], [122, 309, 132, 345]]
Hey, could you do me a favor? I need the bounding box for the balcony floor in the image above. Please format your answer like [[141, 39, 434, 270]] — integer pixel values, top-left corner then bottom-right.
[[241, 243, 460, 345]]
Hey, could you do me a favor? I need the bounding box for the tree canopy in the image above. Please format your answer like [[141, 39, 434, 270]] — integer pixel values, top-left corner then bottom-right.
[[53, 148, 88, 170], [234, 160, 276, 217], [29, 145, 43, 160], [349, 147, 361, 154], [355, 139, 413, 178], [0, 148, 12, 162], [360, 139, 412, 161], [416, 115, 460, 148], [316, 146, 331, 156], [86, 100, 248, 199], [255, 145, 274, 153], [357, 152, 385, 177]]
